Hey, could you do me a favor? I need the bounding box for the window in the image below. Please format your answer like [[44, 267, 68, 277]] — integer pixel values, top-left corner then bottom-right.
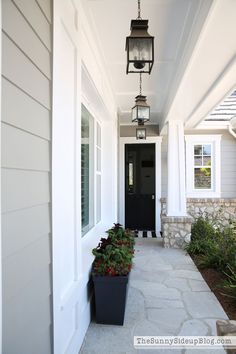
[[185, 135, 221, 197], [81, 104, 94, 236], [194, 144, 212, 189]]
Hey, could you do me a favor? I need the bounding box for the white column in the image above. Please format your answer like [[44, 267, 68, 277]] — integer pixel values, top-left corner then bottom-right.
[[167, 120, 187, 216]]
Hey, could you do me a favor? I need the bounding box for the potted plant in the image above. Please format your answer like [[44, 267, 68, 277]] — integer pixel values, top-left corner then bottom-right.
[[92, 223, 135, 325]]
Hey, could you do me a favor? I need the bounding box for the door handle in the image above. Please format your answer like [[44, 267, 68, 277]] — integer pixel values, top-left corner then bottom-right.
[[152, 195, 155, 200]]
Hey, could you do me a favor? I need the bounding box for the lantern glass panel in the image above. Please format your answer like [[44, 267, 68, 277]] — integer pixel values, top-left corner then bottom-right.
[[137, 106, 149, 120], [129, 38, 153, 72], [132, 106, 137, 121], [129, 38, 152, 61], [136, 128, 146, 140]]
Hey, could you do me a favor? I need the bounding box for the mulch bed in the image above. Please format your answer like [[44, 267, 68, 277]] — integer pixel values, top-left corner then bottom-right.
[[191, 256, 236, 320]]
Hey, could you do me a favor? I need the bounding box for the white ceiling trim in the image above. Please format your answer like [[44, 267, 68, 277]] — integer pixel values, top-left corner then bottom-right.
[[186, 57, 236, 129], [79, 0, 117, 118], [161, 0, 236, 132], [159, 0, 214, 126]]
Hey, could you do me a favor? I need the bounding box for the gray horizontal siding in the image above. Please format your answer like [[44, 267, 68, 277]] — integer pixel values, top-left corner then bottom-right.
[[13, 0, 51, 49], [2, 33, 51, 108], [2, 123, 50, 171], [161, 130, 236, 198], [36, 0, 52, 24], [2, 169, 50, 213], [221, 131, 236, 197], [3, 234, 51, 299], [2, 0, 51, 78], [2, 204, 51, 259], [1, 1, 52, 353], [3, 265, 52, 353], [2, 78, 50, 139]]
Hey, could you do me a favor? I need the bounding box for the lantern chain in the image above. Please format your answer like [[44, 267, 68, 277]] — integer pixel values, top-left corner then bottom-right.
[[139, 73, 142, 96], [137, 0, 142, 19]]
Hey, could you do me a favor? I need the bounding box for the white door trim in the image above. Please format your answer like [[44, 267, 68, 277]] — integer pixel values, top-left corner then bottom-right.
[[119, 136, 162, 233]]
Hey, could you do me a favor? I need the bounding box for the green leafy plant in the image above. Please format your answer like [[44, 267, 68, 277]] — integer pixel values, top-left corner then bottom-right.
[[191, 217, 216, 242], [196, 207, 225, 230], [214, 226, 236, 270], [186, 217, 236, 272], [92, 224, 135, 276], [197, 225, 236, 271], [107, 223, 135, 249], [185, 217, 216, 256], [221, 265, 236, 304]]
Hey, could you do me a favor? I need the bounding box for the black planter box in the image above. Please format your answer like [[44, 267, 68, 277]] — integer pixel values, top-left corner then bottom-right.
[[92, 274, 129, 325]]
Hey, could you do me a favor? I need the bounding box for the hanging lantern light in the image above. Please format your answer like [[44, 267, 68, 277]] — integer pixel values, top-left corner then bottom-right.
[[126, 0, 154, 74], [132, 73, 150, 125], [136, 128, 146, 139]]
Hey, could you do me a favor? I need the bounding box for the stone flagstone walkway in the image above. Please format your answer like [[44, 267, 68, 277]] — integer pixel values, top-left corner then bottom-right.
[[80, 238, 228, 354]]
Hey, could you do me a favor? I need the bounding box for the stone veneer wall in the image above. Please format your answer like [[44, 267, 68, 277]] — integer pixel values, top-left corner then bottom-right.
[[161, 198, 236, 227], [161, 215, 193, 248]]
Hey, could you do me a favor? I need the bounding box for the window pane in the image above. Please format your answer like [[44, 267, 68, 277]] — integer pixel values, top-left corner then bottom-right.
[[81, 143, 89, 230], [194, 168, 211, 189], [194, 145, 202, 155], [129, 163, 133, 186], [97, 148, 101, 172], [203, 144, 211, 155], [81, 105, 94, 236], [96, 174, 101, 223], [203, 156, 211, 166], [97, 122, 101, 148], [194, 156, 202, 166]]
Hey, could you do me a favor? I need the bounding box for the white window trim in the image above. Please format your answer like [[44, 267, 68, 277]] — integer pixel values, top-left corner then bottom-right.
[[95, 121, 102, 224], [185, 135, 221, 198], [80, 67, 118, 277], [81, 99, 102, 237]]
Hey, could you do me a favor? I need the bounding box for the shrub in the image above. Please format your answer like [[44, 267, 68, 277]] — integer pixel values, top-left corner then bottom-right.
[[214, 226, 236, 270], [186, 236, 216, 257], [185, 217, 216, 256], [196, 207, 225, 230], [92, 224, 135, 276], [191, 217, 216, 242], [186, 217, 236, 272], [197, 225, 236, 271], [222, 264, 236, 305]]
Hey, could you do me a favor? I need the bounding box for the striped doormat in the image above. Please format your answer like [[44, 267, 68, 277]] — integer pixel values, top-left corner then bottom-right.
[[134, 230, 157, 238]]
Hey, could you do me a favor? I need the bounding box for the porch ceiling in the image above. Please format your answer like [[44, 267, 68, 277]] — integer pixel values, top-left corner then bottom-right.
[[82, 0, 236, 131], [82, 0, 214, 125]]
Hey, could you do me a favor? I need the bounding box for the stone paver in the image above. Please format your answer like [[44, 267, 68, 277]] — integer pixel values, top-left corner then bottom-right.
[[188, 279, 211, 292], [145, 296, 184, 309], [164, 278, 191, 292], [178, 319, 209, 336], [147, 308, 189, 334], [185, 350, 225, 354], [80, 238, 228, 354], [183, 292, 227, 318], [131, 280, 181, 299]]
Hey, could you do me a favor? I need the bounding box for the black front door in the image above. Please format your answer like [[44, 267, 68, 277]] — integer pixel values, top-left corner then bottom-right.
[[125, 144, 155, 230]]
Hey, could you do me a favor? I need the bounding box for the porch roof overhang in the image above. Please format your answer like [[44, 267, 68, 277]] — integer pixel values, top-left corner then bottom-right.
[[160, 0, 236, 133], [82, 0, 236, 132]]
